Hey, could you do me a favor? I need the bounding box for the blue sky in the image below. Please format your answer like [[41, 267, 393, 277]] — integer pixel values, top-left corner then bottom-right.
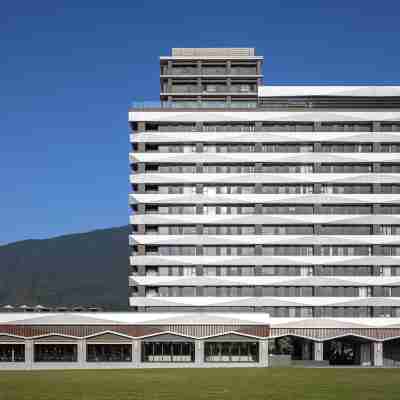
[[1, 0, 400, 244]]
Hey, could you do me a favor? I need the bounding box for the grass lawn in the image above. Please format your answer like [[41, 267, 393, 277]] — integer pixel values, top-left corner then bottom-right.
[[0, 368, 399, 400]]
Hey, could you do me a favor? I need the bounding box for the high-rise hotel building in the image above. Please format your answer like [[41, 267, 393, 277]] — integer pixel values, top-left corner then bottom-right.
[[3, 48, 400, 370], [128, 47, 400, 365]]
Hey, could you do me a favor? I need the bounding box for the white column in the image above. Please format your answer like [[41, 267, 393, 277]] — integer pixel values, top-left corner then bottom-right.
[[259, 339, 269, 367], [314, 341, 323, 361], [195, 340, 204, 365], [360, 342, 373, 366], [373, 342, 383, 367], [77, 339, 86, 367], [132, 340, 141, 366], [25, 340, 34, 370]]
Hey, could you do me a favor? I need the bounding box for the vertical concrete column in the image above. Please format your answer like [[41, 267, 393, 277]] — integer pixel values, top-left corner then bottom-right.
[[255, 183, 263, 194], [25, 340, 34, 370], [137, 121, 146, 132], [373, 341, 383, 367], [256, 60, 262, 76], [360, 342, 373, 366], [226, 60, 231, 75], [195, 340, 204, 365], [138, 245, 146, 256], [314, 341, 323, 361], [302, 341, 311, 360], [197, 77, 202, 93], [132, 340, 141, 366], [259, 339, 269, 367], [77, 339, 86, 367]]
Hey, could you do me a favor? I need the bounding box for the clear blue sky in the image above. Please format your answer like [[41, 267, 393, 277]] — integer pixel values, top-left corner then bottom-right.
[[1, 0, 400, 244]]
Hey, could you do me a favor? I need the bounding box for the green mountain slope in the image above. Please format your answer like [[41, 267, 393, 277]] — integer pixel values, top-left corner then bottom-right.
[[0, 226, 130, 310]]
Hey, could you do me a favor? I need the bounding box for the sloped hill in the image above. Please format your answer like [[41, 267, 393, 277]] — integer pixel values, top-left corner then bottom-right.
[[0, 226, 130, 310]]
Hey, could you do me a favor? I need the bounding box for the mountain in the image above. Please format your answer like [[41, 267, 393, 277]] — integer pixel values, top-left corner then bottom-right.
[[0, 226, 130, 310]]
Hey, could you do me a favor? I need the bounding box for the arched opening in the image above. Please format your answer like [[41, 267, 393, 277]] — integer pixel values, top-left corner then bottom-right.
[[323, 335, 373, 366], [268, 335, 316, 366], [383, 338, 400, 367]]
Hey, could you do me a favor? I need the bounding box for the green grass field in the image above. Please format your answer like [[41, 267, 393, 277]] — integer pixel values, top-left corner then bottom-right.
[[0, 368, 399, 400]]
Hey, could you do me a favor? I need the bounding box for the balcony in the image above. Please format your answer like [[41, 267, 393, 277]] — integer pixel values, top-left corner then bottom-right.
[[202, 67, 227, 75], [130, 101, 258, 109], [231, 67, 258, 75], [161, 67, 259, 76], [169, 67, 198, 75], [163, 85, 257, 94]]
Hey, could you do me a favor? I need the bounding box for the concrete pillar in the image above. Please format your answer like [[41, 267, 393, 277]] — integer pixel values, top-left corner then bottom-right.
[[77, 339, 86, 367], [360, 342, 373, 366], [314, 341, 323, 361], [132, 340, 141, 366], [195, 340, 204, 365], [302, 341, 312, 360], [25, 340, 34, 370], [259, 339, 269, 367], [373, 342, 383, 367]]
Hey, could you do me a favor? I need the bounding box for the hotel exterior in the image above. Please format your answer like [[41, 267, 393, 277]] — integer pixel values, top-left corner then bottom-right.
[[2, 47, 400, 369]]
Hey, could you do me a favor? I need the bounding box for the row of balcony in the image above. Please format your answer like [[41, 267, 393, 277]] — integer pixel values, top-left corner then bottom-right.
[[161, 67, 259, 76], [161, 85, 257, 94], [130, 101, 258, 109]]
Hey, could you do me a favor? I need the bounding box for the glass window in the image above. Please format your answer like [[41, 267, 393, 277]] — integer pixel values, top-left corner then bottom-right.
[[0, 344, 25, 362], [142, 342, 194, 362], [87, 344, 132, 362], [34, 344, 77, 362]]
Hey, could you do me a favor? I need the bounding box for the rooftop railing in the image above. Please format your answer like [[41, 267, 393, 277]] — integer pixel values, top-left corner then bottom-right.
[[161, 67, 258, 75], [130, 101, 258, 109]]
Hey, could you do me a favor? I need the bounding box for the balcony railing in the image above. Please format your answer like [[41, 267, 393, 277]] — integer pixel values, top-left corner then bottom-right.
[[130, 101, 258, 109], [231, 68, 258, 75], [166, 86, 257, 94], [169, 67, 198, 75], [202, 68, 227, 75], [161, 68, 258, 76]]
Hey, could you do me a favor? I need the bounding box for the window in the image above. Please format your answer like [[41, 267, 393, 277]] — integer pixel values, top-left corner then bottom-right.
[[203, 267, 217, 276], [262, 225, 313, 235], [262, 185, 313, 194], [87, 344, 132, 362], [319, 205, 372, 215], [320, 225, 371, 235], [262, 205, 313, 214], [320, 246, 371, 256], [0, 344, 25, 362], [261, 164, 313, 173], [320, 164, 372, 173], [142, 342, 194, 362], [204, 342, 259, 362], [204, 287, 217, 296], [262, 246, 313, 256], [321, 185, 372, 194], [34, 344, 77, 362]]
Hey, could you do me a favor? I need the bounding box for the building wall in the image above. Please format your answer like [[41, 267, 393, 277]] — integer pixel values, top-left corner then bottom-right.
[[129, 108, 400, 317]]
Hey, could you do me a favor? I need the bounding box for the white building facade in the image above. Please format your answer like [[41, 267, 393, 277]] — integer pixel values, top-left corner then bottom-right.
[[128, 48, 400, 366]]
